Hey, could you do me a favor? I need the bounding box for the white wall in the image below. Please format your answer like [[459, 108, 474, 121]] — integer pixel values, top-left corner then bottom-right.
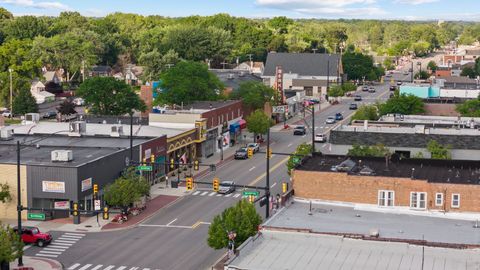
[[440, 88, 480, 98]]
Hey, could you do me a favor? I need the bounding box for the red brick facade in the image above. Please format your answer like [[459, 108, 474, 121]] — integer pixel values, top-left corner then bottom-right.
[[140, 85, 153, 118], [201, 101, 243, 129], [443, 55, 463, 66], [292, 170, 480, 212]]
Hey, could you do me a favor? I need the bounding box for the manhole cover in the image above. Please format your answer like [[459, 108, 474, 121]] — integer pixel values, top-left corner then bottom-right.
[[85, 225, 92, 228]]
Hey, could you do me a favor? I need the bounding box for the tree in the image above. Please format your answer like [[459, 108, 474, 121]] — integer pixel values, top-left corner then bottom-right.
[[342, 51, 380, 81], [0, 224, 24, 267], [231, 81, 274, 110], [0, 183, 12, 203], [139, 49, 179, 81], [327, 85, 344, 98], [3, 16, 49, 40], [156, 61, 224, 105], [351, 105, 379, 121], [0, 8, 13, 21], [383, 58, 395, 71], [348, 143, 391, 157], [77, 77, 146, 116], [456, 99, 480, 117], [246, 110, 272, 137], [378, 93, 424, 116], [286, 143, 312, 175], [207, 200, 261, 249], [461, 67, 476, 79], [104, 168, 150, 209], [414, 70, 429, 80], [267, 16, 294, 34], [427, 140, 451, 159], [56, 100, 77, 116], [427, 60, 437, 73], [12, 88, 38, 115]]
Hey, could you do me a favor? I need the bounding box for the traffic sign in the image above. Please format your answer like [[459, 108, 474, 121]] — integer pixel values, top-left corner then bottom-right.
[[242, 191, 259, 196], [94, 200, 101, 211], [137, 165, 153, 171], [27, 213, 46, 221], [292, 157, 301, 165], [272, 105, 287, 114]]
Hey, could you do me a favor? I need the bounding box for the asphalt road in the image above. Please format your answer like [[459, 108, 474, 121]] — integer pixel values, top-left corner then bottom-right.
[[24, 83, 391, 270]]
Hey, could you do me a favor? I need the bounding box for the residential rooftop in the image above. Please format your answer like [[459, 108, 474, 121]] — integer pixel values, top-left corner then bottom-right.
[[263, 52, 341, 77], [210, 69, 261, 90], [379, 114, 480, 126]]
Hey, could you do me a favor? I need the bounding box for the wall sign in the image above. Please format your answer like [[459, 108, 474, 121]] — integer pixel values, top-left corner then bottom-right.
[[42, 181, 65, 193], [54, 201, 70, 209], [81, 178, 92, 192]]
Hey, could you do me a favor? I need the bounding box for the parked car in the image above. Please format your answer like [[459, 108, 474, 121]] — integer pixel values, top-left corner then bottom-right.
[[349, 103, 358, 110], [309, 99, 320, 104], [218, 181, 236, 194], [368, 87, 376, 93], [247, 143, 259, 153], [389, 85, 397, 91], [42, 111, 57, 119], [362, 86, 369, 92], [1, 110, 12, 118], [335, 113, 343, 120], [397, 81, 403, 86], [326, 116, 336, 124], [293, 125, 306, 135], [13, 226, 52, 247], [354, 95, 362, 101], [314, 134, 326, 143], [234, 147, 248, 159]]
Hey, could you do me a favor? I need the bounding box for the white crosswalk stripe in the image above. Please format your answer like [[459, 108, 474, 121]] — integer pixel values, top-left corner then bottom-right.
[[68, 263, 80, 270], [192, 192, 241, 199], [38, 250, 62, 255], [103, 266, 115, 270], [225, 193, 232, 197], [90, 265, 103, 270], [117, 266, 127, 270], [200, 191, 208, 196], [78, 264, 92, 270], [208, 192, 215, 196], [36, 253, 58, 258], [65, 233, 86, 237], [36, 232, 85, 259], [192, 191, 200, 195], [216, 194, 222, 196], [68, 265, 157, 270], [233, 193, 241, 198]]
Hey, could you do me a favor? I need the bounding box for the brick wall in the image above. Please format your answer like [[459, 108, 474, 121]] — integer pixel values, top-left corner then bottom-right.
[[140, 85, 153, 118], [201, 101, 243, 129], [0, 164, 28, 220], [292, 170, 480, 212]]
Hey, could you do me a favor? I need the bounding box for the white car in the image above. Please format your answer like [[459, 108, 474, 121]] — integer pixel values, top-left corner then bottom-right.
[[314, 134, 326, 143], [1, 110, 12, 118], [246, 143, 259, 153], [326, 116, 336, 124]]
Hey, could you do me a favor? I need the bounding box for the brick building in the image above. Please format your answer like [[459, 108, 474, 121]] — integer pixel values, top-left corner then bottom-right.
[[292, 155, 480, 213]]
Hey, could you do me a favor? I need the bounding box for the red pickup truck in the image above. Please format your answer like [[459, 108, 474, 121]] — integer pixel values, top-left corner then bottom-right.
[[13, 226, 52, 247]]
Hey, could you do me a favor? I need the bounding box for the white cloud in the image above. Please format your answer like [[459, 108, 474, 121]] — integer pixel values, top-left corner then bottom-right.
[[394, 0, 439, 5], [257, 0, 376, 8], [0, 0, 71, 10]]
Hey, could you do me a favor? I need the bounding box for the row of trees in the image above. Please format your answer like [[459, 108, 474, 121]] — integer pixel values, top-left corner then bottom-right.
[[347, 140, 451, 160]]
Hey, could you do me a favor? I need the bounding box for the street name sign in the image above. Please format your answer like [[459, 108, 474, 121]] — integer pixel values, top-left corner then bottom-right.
[[27, 213, 46, 221], [242, 191, 260, 196], [137, 165, 153, 171]]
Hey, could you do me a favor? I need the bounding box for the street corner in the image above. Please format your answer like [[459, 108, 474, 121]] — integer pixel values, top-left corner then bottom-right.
[[10, 256, 64, 270], [101, 194, 180, 231]]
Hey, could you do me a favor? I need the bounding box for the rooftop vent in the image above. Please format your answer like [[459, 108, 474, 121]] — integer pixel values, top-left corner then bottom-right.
[[51, 150, 73, 162], [0, 128, 13, 140], [110, 125, 124, 137], [68, 121, 86, 137]]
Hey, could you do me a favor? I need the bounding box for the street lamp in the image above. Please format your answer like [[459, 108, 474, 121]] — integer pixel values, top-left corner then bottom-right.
[[417, 61, 422, 75], [8, 68, 13, 113]]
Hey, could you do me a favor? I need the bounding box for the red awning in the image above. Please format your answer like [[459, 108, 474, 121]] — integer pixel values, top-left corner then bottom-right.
[[239, 119, 247, 129]]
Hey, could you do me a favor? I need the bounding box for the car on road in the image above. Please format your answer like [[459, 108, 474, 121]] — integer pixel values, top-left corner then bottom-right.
[[42, 111, 57, 119], [368, 87, 376, 93], [389, 85, 397, 91], [13, 226, 52, 247], [326, 116, 336, 124], [335, 113, 343, 120], [218, 181, 236, 194], [354, 95, 362, 101], [362, 86, 369, 92], [293, 125, 306, 135], [397, 81, 402, 86], [349, 103, 358, 110], [314, 134, 326, 143], [1, 110, 12, 118], [234, 147, 248, 159], [246, 143, 259, 153]]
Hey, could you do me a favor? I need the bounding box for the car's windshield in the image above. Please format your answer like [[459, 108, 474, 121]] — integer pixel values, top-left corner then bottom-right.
[[31, 228, 39, 234], [220, 182, 232, 187], [238, 148, 246, 152]]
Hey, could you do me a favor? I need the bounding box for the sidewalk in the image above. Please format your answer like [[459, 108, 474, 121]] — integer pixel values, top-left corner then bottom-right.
[[10, 256, 63, 270]]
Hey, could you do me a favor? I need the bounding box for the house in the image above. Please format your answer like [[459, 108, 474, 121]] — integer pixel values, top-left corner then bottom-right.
[[30, 80, 55, 104], [42, 71, 63, 94], [234, 61, 265, 75], [464, 48, 480, 62], [262, 53, 343, 100], [434, 66, 452, 77], [89, 66, 113, 77]]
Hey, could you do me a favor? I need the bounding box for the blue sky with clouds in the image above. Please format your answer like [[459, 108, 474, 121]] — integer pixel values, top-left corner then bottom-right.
[[0, 0, 479, 21]]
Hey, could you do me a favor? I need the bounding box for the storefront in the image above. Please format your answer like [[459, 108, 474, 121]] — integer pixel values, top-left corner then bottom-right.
[[166, 129, 197, 175]]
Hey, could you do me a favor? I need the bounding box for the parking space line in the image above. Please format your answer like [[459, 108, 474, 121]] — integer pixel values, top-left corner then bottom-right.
[[166, 218, 177, 226]]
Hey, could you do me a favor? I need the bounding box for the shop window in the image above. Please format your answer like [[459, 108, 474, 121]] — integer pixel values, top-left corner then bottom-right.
[[378, 190, 394, 207], [410, 192, 426, 209], [451, 194, 460, 208], [435, 193, 443, 207]]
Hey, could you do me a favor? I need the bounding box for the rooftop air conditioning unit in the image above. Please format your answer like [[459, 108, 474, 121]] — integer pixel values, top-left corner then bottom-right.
[[0, 129, 13, 140], [24, 113, 40, 124], [110, 125, 124, 137], [68, 121, 86, 137], [51, 150, 73, 162]]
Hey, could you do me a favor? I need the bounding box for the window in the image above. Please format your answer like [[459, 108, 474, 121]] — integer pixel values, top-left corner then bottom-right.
[[451, 194, 460, 208], [435, 193, 443, 207], [410, 192, 427, 209], [304, 86, 313, 96], [378, 190, 394, 207]]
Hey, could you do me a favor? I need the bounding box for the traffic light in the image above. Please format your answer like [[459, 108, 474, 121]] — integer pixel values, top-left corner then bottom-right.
[[194, 160, 199, 171], [170, 158, 175, 169], [150, 154, 155, 163], [213, 177, 219, 192], [247, 148, 253, 158], [266, 149, 272, 159], [259, 196, 267, 207], [72, 202, 78, 216], [282, 182, 288, 193], [248, 195, 255, 203], [93, 184, 98, 195], [143, 157, 147, 164], [103, 207, 109, 220], [186, 177, 193, 191]]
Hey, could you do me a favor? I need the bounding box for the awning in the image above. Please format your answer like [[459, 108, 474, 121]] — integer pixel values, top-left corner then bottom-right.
[[229, 122, 240, 133], [239, 119, 247, 129]]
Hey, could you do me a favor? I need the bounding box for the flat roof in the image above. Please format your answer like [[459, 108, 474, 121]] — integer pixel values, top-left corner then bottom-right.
[[296, 154, 480, 185], [336, 124, 480, 136]]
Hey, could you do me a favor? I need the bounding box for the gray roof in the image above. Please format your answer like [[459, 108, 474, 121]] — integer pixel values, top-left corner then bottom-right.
[[263, 53, 341, 77], [210, 70, 262, 90]]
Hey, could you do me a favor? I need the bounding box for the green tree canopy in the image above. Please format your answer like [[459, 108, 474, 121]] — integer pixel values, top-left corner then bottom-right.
[[3, 16, 49, 40], [427, 60, 437, 72], [77, 77, 146, 116], [378, 93, 424, 116], [231, 81, 274, 110], [157, 61, 224, 105], [342, 51, 380, 81], [56, 99, 77, 116], [461, 67, 476, 79], [12, 88, 38, 115], [427, 140, 451, 159], [351, 105, 379, 121], [0, 183, 12, 203], [456, 98, 480, 117], [0, 224, 24, 265], [414, 70, 429, 80], [348, 143, 391, 157], [287, 143, 312, 175], [139, 49, 179, 81], [207, 200, 262, 249], [104, 168, 150, 209], [246, 110, 272, 136]]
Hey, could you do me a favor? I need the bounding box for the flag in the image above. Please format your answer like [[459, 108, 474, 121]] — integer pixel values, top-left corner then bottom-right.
[[180, 153, 187, 164]]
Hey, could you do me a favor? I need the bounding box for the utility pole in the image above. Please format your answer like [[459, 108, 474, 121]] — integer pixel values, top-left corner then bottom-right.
[[265, 127, 270, 219], [130, 113, 133, 163], [81, 60, 85, 82], [311, 105, 315, 154], [9, 68, 13, 113], [411, 61, 414, 83], [16, 141, 23, 266], [312, 48, 318, 54]]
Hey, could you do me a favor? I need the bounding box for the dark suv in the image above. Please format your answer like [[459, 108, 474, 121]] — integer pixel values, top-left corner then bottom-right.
[[13, 226, 52, 247], [234, 147, 248, 159], [293, 126, 306, 135]]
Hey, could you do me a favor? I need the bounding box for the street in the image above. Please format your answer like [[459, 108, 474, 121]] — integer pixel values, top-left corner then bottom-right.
[[23, 83, 391, 270]]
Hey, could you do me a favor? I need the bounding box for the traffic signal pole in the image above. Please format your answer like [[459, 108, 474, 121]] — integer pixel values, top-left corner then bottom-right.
[[16, 141, 23, 266], [311, 105, 315, 154], [265, 127, 270, 219]]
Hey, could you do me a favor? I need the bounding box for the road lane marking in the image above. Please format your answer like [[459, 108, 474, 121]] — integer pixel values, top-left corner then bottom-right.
[[129, 267, 139, 270], [38, 250, 62, 255], [54, 239, 76, 244], [36, 253, 58, 258], [208, 192, 215, 196], [90, 265, 103, 270], [192, 221, 212, 229], [117, 267, 127, 270], [270, 182, 277, 188], [216, 194, 222, 196], [65, 233, 85, 237], [103, 266, 115, 270], [59, 235, 82, 239], [78, 264, 92, 270], [138, 224, 192, 229], [44, 247, 68, 251], [166, 218, 177, 226], [200, 191, 208, 196], [68, 263, 80, 270], [51, 242, 72, 246], [192, 191, 200, 195], [233, 194, 241, 198], [225, 193, 232, 197], [302, 135, 306, 138], [248, 166, 256, 171], [287, 143, 293, 147], [248, 157, 290, 186], [322, 144, 328, 148], [271, 154, 276, 158]]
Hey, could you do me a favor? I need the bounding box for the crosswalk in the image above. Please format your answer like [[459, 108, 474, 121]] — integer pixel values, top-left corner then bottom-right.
[[191, 190, 241, 198], [35, 232, 85, 258], [68, 263, 160, 270]]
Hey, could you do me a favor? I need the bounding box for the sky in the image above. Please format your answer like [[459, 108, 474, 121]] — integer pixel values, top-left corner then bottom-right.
[[0, 0, 479, 21]]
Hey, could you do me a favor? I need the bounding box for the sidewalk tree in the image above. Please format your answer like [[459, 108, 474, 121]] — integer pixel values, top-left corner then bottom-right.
[[0, 224, 24, 267], [207, 199, 262, 250], [427, 60, 437, 72], [246, 110, 272, 139], [231, 81, 274, 110], [348, 143, 391, 157], [378, 93, 424, 116], [351, 105, 379, 121], [456, 98, 480, 117], [56, 99, 77, 116], [427, 140, 451, 159], [414, 70, 429, 80], [287, 143, 312, 175], [0, 183, 12, 203], [77, 77, 146, 116], [12, 88, 38, 115], [156, 61, 224, 105], [104, 168, 150, 209]]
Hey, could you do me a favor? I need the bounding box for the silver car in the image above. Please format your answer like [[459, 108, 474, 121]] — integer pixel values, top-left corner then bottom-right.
[[247, 143, 259, 153], [326, 116, 336, 124], [218, 181, 236, 194]]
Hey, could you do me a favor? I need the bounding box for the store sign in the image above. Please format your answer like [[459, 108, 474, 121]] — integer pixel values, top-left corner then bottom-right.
[[195, 119, 207, 142], [42, 181, 65, 193], [81, 178, 92, 192], [54, 201, 70, 209], [272, 105, 287, 114]]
